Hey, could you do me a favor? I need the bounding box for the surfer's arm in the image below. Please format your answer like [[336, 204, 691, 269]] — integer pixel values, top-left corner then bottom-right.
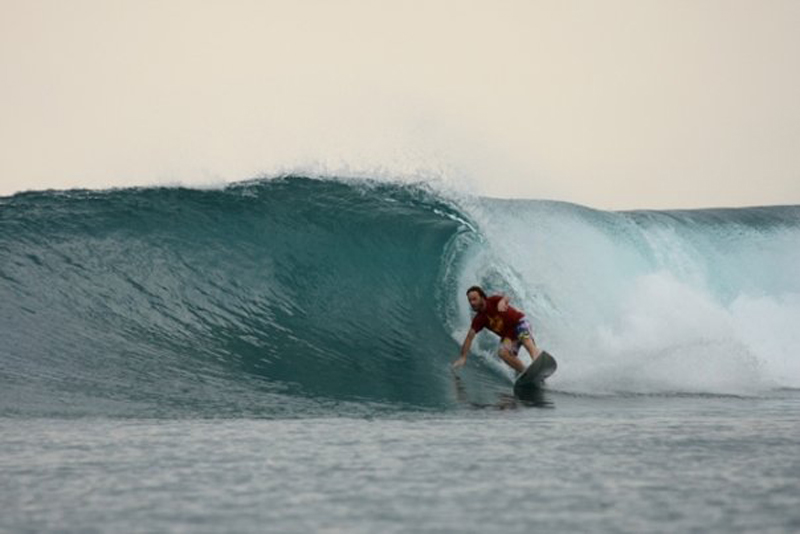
[[452, 329, 477, 369], [497, 295, 509, 312]]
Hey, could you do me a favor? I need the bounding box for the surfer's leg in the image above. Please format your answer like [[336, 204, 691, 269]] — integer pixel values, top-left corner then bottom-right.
[[498, 340, 526, 374], [516, 319, 542, 363], [521, 337, 542, 363]]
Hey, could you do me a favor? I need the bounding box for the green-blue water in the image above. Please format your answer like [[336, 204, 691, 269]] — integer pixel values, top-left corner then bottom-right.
[[2, 177, 799, 532]]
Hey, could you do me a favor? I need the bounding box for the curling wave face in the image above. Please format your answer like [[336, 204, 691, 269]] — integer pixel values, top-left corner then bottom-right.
[[0, 178, 481, 416]]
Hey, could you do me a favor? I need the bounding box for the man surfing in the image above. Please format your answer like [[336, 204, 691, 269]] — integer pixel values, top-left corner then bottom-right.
[[452, 285, 543, 375]]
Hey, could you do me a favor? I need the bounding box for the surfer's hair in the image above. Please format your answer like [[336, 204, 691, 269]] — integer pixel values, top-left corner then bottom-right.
[[466, 286, 487, 299]]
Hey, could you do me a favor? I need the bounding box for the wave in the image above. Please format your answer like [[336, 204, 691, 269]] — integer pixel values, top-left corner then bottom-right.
[[1, 177, 798, 416]]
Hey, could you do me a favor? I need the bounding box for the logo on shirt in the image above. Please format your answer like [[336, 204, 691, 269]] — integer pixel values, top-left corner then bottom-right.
[[488, 315, 504, 334]]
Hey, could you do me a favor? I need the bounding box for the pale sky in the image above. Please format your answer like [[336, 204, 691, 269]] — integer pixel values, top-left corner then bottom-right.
[[1, 0, 799, 209]]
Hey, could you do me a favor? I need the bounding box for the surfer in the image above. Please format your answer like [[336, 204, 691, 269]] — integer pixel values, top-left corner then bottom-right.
[[452, 286, 542, 374]]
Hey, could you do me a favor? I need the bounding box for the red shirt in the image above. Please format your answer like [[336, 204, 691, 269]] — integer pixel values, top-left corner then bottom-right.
[[471, 295, 526, 340]]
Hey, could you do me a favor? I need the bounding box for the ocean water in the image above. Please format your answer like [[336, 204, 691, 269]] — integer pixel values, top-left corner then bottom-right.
[[2, 177, 799, 532]]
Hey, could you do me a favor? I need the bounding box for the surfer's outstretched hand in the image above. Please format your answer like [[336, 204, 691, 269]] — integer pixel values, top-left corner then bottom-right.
[[451, 357, 466, 371]]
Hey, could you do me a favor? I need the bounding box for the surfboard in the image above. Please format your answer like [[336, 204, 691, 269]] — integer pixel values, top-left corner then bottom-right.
[[514, 351, 557, 390]]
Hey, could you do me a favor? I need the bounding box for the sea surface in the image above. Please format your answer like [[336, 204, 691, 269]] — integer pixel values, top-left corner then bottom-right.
[[2, 177, 799, 532]]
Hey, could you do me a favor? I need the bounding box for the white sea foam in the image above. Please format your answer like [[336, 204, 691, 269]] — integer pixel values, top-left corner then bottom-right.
[[453, 198, 800, 395]]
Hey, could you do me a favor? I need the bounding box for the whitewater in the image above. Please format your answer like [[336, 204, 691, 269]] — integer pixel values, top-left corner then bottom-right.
[[2, 176, 799, 533]]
